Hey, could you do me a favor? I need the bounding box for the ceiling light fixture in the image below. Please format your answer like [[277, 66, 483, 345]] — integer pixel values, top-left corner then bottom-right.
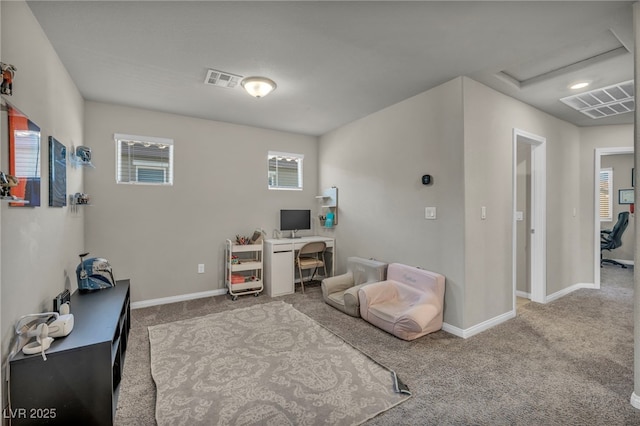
[[569, 81, 590, 90], [241, 76, 277, 98]]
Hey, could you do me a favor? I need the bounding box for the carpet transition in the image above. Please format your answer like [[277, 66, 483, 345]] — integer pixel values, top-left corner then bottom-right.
[[148, 301, 410, 425]]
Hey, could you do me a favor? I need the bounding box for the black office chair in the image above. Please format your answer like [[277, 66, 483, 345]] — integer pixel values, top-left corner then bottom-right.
[[601, 211, 630, 268]]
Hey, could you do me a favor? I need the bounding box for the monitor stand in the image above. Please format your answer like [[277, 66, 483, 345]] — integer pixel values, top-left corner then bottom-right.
[[290, 230, 301, 239]]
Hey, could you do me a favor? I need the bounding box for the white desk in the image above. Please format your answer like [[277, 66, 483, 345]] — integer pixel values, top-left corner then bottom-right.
[[264, 236, 335, 297]]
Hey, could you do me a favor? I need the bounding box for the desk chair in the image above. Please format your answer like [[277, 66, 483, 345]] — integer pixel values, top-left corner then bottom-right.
[[601, 211, 630, 268], [295, 241, 327, 293]]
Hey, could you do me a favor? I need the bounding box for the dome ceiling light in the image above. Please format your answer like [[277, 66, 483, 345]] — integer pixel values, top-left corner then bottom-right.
[[241, 77, 277, 98]]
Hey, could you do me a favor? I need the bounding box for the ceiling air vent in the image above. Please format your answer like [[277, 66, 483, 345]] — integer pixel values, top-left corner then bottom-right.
[[560, 80, 634, 119], [204, 69, 242, 88]]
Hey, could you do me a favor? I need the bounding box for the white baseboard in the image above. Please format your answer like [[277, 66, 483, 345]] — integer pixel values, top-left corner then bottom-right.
[[515, 290, 530, 299], [131, 288, 227, 309], [631, 392, 640, 410], [442, 310, 516, 339], [545, 282, 595, 303]]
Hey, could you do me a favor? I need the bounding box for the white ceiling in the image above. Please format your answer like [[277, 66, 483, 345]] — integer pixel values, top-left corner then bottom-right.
[[26, 1, 635, 136]]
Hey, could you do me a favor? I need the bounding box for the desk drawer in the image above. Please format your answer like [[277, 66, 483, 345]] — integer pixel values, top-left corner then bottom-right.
[[293, 240, 333, 250]]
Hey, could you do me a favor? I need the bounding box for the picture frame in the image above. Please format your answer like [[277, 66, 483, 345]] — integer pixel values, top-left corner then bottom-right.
[[48, 136, 67, 207], [633, 168, 635, 187], [7, 104, 41, 207], [619, 188, 634, 205]]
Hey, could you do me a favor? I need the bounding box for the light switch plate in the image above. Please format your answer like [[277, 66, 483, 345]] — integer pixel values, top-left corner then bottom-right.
[[516, 211, 524, 221], [425, 207, 437, 220], [198, 264, 205, 274]]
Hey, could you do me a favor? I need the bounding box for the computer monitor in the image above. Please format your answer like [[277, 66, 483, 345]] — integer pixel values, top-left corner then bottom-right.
[[280, 209, 311, 238]]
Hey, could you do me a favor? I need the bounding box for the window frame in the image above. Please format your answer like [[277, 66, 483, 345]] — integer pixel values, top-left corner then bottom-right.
[[115, 133, 174, 186], [268, 151, 303, 191]]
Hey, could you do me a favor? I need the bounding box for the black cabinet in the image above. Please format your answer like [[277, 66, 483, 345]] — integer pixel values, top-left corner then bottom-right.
[[9, 280, 130, 425]]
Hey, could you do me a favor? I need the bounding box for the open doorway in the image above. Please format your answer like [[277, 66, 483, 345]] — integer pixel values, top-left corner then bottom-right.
[[512, 129, 547, 311], [594, 147, 635, 288]]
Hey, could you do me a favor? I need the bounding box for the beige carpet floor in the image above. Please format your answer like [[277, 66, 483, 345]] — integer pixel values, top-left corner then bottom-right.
[[148, 301, 409, 425], [116, 265, 640, 425]]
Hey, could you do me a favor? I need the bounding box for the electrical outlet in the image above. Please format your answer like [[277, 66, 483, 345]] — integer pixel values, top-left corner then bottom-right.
[[198, 264, 205, 274]]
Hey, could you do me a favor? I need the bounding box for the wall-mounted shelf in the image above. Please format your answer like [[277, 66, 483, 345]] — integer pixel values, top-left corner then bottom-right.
[[316, 186, 338, 227], [69, 145, 95, 168], [69, 152, 95, 168], [69, 193, 91, 213]]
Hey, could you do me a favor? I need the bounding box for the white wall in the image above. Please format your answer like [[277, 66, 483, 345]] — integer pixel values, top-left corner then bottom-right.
[[83, 102, 318, 302], [1, 0, 84, 395], [320, 78, 466, 327], [462, 77, 582, 326]]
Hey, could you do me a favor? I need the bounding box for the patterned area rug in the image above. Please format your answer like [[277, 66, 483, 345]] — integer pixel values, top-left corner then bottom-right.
[[148, 301, 410, 425]]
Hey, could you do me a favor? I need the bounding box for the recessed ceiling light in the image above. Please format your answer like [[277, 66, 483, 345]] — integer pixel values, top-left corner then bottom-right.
[[569, 82, 590, 90]]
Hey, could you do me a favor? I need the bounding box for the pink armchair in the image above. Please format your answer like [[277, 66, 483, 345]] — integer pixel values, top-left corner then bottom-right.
[[358, 263, 445, 341]]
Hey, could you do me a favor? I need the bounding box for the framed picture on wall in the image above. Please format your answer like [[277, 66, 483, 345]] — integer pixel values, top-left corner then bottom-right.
[[633, 168, 635, 187], [48, 136, 67, 207], [619, 188, 634, 204], [7, 104, 41, 207]]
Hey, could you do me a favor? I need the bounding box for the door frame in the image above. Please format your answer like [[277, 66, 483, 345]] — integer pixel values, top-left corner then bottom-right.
[[512, 129, 547, 308], [593, 147, 634, 288]]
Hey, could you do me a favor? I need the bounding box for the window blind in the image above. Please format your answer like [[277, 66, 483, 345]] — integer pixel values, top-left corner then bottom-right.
[[599, 168, 612, 221], [115, 134, 173, 185], [13, 130, 41, 178]]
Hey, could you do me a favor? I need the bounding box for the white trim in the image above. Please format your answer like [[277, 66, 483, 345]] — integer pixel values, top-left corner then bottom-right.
[[131, 288, 227, 309], [545, 282, 596, 303], [630, 392, 640, 410], [515, 290, 530, 299], [444, 282, 596, 339], [512, 129, 547, 308], [594, 147, 634, 289], [442, 310, 516, 339]]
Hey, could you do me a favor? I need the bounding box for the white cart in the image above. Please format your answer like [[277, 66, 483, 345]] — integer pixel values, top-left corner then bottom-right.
[[225, 239, 263, 301]]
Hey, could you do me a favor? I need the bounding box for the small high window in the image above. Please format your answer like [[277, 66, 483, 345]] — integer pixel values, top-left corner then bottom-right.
[[115, 134, 174, 186], [268, 151, 303, 190]]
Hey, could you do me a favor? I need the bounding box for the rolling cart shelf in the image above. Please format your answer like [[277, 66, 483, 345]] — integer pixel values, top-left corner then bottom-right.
[[225, 239, 263, 300]]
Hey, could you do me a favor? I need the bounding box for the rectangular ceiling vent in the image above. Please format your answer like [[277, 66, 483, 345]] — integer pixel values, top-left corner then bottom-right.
[[204, 69, 242, 88], [560, 80, 634, 119]]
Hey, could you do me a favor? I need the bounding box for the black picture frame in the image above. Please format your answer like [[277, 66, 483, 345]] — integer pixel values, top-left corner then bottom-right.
[[619, 188, 634, 205], [48, 136, 67, 207], [632, 168, 635, 188]]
